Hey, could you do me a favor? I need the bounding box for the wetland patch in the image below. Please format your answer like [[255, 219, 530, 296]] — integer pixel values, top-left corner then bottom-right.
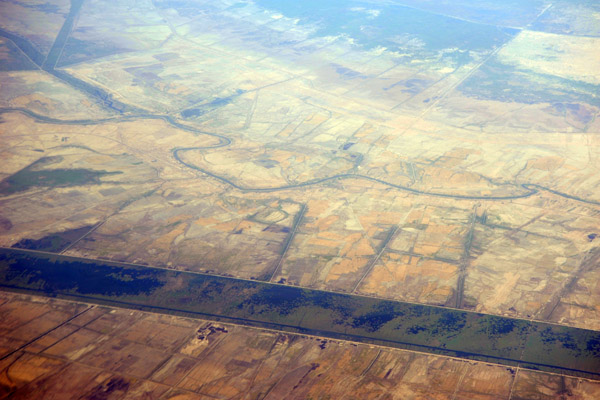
[[11, 225, 96, 253], [0, 157, 121, 195], [0, 247, 598, 379]]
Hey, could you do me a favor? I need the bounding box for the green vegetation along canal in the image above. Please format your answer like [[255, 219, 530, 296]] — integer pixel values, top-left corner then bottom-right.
[[0, 247, 598, 379]]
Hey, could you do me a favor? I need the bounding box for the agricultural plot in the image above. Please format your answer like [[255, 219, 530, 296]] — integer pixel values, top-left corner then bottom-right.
[[0, 0, 599, 396]]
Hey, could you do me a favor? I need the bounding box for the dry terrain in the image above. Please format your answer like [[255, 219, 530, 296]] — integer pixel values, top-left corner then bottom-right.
[[0, 0, 599, 397]]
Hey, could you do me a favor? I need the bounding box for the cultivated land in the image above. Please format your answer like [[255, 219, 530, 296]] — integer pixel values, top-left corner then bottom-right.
[[0, 0, 599, 398], [2, 291, 600, 399]]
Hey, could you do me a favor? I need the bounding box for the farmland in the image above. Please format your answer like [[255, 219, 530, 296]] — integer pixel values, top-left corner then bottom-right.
[[1, 0, 599, 397]]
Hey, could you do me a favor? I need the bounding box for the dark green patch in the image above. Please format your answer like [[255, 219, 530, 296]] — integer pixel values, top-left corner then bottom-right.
[[42, 0, 85, 70], [351, 302, 398, 332], [481, 316, 517, 336], [0, 39, 37, 71], [0, 248, 598, 379], [0, 251, 161, 297], [180, 94, 241, 119], [0, 157, 121, 195], [56, 36, 131, 67], [522, 324, 600, 374], [243, 285, 307, 316], [433, 312, 467, 334], [0, 28, 45, 66], [11, 225, 95, 253]]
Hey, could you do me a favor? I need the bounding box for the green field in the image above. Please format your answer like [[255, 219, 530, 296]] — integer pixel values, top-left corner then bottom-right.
[[0, 247, 598, 379], [0, 156, 121, 195]]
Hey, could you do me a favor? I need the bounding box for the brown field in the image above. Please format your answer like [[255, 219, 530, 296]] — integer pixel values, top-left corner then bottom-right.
[[1, 0, 599, 397]]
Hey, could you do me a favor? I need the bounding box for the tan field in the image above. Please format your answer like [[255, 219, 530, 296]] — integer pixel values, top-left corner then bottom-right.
[[1, 0, 599, 397]]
